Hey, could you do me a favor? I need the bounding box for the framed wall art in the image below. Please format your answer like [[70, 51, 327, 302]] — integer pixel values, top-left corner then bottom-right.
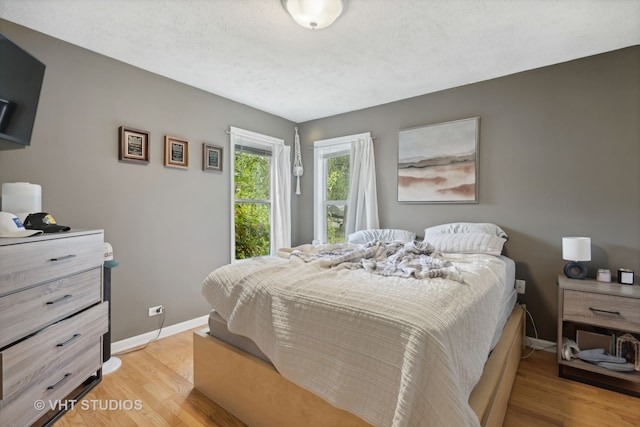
[[119, 126, 150, 163], [203, 143, 223, 171], [397, 117, 479, 203], [164, 135, 189, 169]]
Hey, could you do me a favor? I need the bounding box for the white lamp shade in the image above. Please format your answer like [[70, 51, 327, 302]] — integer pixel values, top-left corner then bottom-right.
[[562, 237, 591, 261], [282, 0, 344, 29]]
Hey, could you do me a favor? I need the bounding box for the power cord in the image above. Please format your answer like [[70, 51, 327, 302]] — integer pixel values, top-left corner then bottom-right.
[[521, 307, 556, 358], [113, 308, 166, 355]]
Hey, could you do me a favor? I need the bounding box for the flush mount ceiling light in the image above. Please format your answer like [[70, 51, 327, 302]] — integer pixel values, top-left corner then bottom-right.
[[282, 0, 345, 30]]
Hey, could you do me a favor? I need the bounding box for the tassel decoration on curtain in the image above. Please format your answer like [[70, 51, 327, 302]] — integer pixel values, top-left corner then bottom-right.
[[293, 127, 303, 195]]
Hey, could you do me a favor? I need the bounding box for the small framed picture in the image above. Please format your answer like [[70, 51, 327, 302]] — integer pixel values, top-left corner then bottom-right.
[[119, 126, 150, 163], [203, 143, 223, 171], [164, 135, 189, 169]]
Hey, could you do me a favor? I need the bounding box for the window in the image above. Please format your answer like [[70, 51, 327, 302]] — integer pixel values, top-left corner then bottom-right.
[[230, 127, 284, 260], [313, 132, 369, 244]]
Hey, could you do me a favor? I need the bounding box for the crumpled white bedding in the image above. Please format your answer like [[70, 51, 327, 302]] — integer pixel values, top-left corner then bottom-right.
[[201, 245, 508, 427], [288, 240, 463, 281]]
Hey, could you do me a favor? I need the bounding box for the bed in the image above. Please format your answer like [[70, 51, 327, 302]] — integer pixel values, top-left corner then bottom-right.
[[194, 225, 525, 427]]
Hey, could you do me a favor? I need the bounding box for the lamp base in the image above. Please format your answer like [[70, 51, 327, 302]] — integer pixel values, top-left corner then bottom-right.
[[102, 356, 122, 375], [564, 261, 588, 279]]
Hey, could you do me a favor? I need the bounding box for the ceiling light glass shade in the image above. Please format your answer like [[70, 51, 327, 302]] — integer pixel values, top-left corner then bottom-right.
[[282, 0, 344, 30]]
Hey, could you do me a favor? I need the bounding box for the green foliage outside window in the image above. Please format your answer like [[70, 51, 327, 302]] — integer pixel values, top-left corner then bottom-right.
[[326, 154, 349, 243], [235, 150, 270, 200], [235, 202, 270, 259], [234, 150, 271, 259]]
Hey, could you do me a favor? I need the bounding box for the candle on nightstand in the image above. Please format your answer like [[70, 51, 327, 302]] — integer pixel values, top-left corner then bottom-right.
[[597, 269, 611, 282], [618, 269, 634, 285]]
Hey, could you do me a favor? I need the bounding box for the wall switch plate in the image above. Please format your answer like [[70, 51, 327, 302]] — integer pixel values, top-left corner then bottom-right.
[[515, 280, 526, 294], [148, 305, 164, 316]]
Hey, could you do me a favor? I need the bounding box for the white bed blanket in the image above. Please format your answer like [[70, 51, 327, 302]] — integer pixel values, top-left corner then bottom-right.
[[202, 246, 507, 427]]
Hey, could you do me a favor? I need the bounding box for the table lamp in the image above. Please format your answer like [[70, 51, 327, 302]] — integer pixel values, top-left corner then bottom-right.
[[562, 237, 591, 279]]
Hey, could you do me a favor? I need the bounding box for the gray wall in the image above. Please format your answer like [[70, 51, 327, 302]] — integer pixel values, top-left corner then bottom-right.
[[0, 19, 295, 341], [1, 18, 638, 343], [294, 46, 640, 341]]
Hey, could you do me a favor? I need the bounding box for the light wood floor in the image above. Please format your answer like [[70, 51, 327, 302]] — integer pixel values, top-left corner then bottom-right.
[[56, 329, 640, 427]]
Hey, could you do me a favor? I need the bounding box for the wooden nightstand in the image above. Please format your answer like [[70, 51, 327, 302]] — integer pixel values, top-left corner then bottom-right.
[[557, 275, 640, 396]]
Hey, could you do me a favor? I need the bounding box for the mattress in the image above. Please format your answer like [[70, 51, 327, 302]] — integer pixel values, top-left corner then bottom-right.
[[207, 254, 516, 369], [208, 309, 271, 362], [491, 255, 517, 348]]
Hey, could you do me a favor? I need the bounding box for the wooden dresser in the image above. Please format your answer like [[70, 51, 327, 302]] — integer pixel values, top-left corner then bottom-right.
[[0, 229, 108, 426]]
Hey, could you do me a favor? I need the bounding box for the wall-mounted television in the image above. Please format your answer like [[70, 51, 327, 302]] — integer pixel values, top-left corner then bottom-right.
[[0, 32, 46, 146]]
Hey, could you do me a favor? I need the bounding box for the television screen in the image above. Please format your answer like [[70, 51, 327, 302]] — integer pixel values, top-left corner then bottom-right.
[[0, 33, 46, 146]]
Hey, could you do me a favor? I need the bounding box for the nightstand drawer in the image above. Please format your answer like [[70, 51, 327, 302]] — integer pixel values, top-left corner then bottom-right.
[[0, 338, 102, 427], [0, 232, 103, 297], [0, 302, 108, 399], [0, 268, 102, 348], [563, 289, 640, 333]]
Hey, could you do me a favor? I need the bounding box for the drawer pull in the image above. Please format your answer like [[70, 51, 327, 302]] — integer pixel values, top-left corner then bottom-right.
[[46, 294, 73, 305], [589, 307, 621, 316], [50, 254, 77, 262], [47, 373, 72, 390], [57, 333, 81, 347]]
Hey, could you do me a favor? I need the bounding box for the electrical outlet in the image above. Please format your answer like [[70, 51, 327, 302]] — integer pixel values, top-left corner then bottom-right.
[[515, 280, 526, 294], [148, 305, 164, 316]]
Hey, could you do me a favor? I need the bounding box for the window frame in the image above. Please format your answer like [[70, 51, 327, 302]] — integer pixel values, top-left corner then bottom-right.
[[313, 132, 370, 244], [230, 126, 284, 262]]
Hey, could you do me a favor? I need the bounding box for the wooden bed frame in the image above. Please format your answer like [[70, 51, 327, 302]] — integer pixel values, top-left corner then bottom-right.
[[193, 304, 525, 427]]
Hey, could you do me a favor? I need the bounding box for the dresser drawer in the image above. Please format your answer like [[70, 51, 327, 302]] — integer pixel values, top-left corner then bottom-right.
[[563, 289, 640, 333], [0, 338, 101, 427], [0, 302, 107, 400], [0, 268, 102, 349], [0, 232, 103, 297]]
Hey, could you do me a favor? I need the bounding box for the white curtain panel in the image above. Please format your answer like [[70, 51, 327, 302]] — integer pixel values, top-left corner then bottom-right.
[[273, 143, 292, 252], [345, 137, 379, 235]]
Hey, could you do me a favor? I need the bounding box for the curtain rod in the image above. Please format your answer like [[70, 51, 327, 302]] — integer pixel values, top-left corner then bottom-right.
[[226, 130, 376, 148], [226, 130, 375, 139], [308, 136, 376, 149]]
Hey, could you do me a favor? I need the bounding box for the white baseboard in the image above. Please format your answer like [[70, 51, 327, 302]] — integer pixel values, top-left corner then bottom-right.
[[526, 336, 557, 353], [111, 314, 209, 354]]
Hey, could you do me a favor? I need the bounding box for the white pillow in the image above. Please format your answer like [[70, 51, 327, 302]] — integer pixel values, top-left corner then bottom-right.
[[423, 222, 509, 241], [425, 233, 506, 255], [347, 229, 416, 244]]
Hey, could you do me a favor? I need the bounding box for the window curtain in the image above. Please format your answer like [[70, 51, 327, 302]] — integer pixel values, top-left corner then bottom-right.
[[272, 143, 291, 252], [345, 137, 379, 235]]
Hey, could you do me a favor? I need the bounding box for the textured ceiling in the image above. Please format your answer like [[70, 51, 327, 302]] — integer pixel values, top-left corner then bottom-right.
[[1, 0, 638, 123]]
